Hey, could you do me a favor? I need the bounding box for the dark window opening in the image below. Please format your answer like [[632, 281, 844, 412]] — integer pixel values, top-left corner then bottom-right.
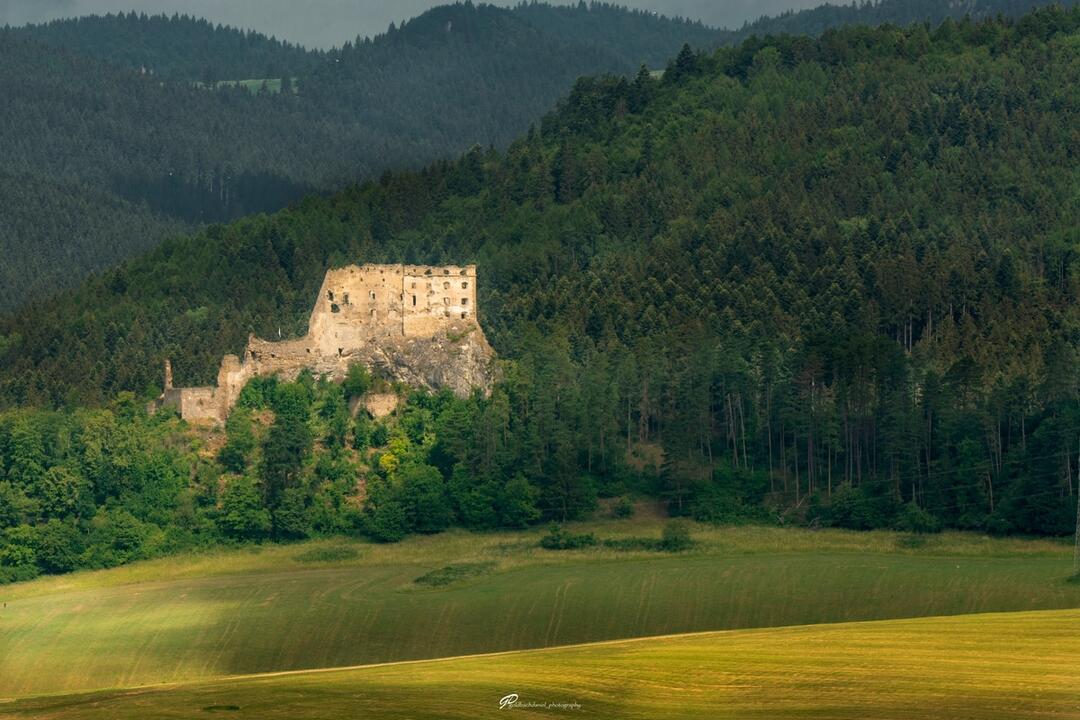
[[343, 293, 349, 305], [412, 295, 417, 306], [327, 290, 335, 301], [462, 311, 469, 319], [462, 282, 468, 289], [338, 348, 343, 356], [462, 298, 468, 305], [331, 303, 341, 313]]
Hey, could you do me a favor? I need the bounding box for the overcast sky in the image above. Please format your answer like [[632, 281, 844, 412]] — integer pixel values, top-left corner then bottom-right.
[[0, 0, 825, 48]]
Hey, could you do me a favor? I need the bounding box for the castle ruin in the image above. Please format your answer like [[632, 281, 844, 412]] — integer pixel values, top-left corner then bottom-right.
[[152, 263, 495, 423]]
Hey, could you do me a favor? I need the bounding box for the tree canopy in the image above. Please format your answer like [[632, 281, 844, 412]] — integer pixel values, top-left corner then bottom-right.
[[0, 8, 1078, 584]]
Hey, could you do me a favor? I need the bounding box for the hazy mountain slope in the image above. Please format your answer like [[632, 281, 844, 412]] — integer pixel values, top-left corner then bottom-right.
[[0, 173, 186, 311], [13, 11, 320, 80], [0, 3, 728, 312], [739, 0, 1080, 37], [512, 1, 727, 66]]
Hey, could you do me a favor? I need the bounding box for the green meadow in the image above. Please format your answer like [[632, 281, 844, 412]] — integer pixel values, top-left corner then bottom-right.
[[4, 609, 1078, 719], [1, 519, 1077, 699]]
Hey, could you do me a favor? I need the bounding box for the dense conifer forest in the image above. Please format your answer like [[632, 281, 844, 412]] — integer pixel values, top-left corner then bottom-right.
[[739, 0, 1080, 36], [3, 1, 1075, 311], [0, 3, 717, 311], [1, 8, 1077, 581]]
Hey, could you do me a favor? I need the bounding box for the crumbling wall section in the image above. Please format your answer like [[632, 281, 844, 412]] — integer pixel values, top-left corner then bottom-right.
[[151, 263, 493, 424], [402, 265, 476, 336]]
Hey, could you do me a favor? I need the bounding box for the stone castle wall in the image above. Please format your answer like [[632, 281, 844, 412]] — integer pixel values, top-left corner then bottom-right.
[[151, 263, 492, 423]]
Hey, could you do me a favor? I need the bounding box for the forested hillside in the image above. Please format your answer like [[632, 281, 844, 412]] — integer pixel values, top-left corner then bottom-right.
[[10, 12, 321, 81], [4, 1, 1076, 313], [0, 8, 1077, 582], [741, 0, 1080, 36], [0, 173, 187, 307], [0, 2, 719, 311]]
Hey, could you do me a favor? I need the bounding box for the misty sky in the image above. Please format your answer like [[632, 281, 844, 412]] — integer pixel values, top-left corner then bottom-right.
[[0, 0, 826, 48]]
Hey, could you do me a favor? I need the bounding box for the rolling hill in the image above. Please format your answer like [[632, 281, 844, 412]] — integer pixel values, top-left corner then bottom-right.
[[5, 610, 1078, 718], [0, 521, 1076, 700]]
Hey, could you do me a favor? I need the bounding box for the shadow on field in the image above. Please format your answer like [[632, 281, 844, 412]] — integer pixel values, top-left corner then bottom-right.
[[5, 552, 1080, 698]]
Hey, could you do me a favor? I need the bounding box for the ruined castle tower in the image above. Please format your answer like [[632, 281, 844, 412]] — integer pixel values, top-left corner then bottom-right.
[[151, 264, 494, 423]]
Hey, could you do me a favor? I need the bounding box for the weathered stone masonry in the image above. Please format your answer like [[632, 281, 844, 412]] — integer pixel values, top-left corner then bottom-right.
[[151, 263, 495, 423]]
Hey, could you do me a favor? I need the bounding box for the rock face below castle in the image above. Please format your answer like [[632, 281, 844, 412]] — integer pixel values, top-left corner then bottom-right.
[[152, 263, 496, 423]]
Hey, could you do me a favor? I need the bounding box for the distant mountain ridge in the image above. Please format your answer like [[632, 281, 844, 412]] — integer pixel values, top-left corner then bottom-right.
[[15, 0, 1079, 80], [12, 11, 321, 81], [739, 0, 1080, 37]]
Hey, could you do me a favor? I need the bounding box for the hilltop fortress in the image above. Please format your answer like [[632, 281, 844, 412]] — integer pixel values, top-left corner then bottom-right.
[[152, 264, 496, 423]]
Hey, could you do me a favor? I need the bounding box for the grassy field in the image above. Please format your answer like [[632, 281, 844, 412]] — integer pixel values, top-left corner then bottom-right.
[[4, 609, 1078, 719], [0, 519, 1077, 699]]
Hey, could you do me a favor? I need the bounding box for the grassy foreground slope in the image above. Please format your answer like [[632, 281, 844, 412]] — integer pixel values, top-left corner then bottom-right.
[[1, 521, 1077, 698], [4, 609, 1079, 719]]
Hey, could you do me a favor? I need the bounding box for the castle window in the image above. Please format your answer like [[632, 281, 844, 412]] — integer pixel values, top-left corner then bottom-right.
[[462, 298, 468, 305], [425, 269, 432, 276], [462, 311, 469, 319], [331, 303, 341, 313], [460, 269, 467, 275], [369, 291, 376, 300], [443, 281, 450, 290], [327, 291, 335, 301], [412, 295, 417, 306], [462, 282, 468, 289], [306, 348, 311, 354], [343, 293, 349, 305], [338, 348, 343, 356], [444, 310, 450, 317], [444, 269, 450, 275], [443, 297, 450, 306]]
